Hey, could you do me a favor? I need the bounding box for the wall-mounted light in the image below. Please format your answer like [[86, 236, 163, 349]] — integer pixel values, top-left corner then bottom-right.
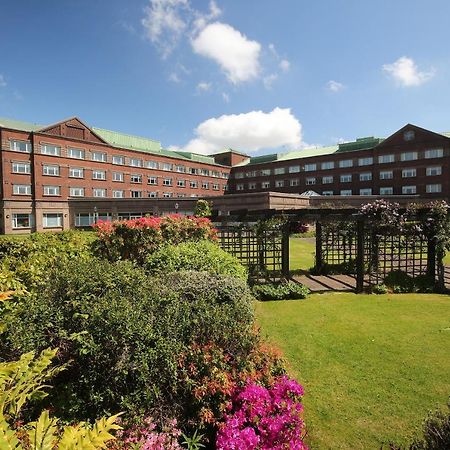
[[6, 215, 9, 219]]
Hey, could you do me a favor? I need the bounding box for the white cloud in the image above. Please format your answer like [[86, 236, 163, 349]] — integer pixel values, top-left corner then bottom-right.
[[222, 92, 230, 103], [263, 73, 278, 89], [192, 0, 222, 33], [0, 75, 6, 87], [326, 80, 345, 92], [191, 22, 261, 84], [181, 107, 302, 154], [197, 81, 212, 91], [168, 72, 181, 83], [279, 59, 290, 72], [382, 56, 435, 87]]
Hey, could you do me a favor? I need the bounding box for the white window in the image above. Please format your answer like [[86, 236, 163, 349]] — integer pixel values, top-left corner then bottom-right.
[[290, 179, 299, 186], [10, 140, 31, 153], [41, 144, 61, 156], [148, 191, 158, 198], [274, 167, 286, 175], [358, 157, 373, 166], [340, 190, 352, 196], [289, 165, 301, 173], [112, 172, 124, 182], [340, 174, 352, 183], [162, 162, 173, 171], [248, 182, 256, 190], [75, 213, 94, 227], [69, 167, 84, 178], [202, 181, 209, 189], [200, 168, 210, 176], [306, 177, 316, 185], [246, 170, 257, 178], [212, 170, 220, 178], [304, 163, 316, 172], [379, 170, 393, 180], [148, 176, 158, 185], [221, 172, 229, 179], [163, 192, 173, 198], [93, 188, 106, 197], [378, 154, 395, 164], [69, 187, 85, 197], [359, 172, 372, 181], [260, 169, 271, 176], [92, 151, 107, 162], [163, 178, 172, 186], [380, 187, 393, 195], [235, 172, 244, 179], [43, 213, 62, 228], [402, 168, 416, 178], [43, 164, 60, 176], [339, 159, 353, 168], [322, 176, 333, 184], [426, 184, 442, 193], [177, 193, 186, 198], [401, 152, 418, 162], [176, 165, 186, 173], [92, 170, 106, 180], [402, 185, 417, 194], [213, 183, 219, 191], [112, 155, 125, 165], [43, 185, 60, 196], [275, 180, 284, 187], [130, 174, 142, 183], [12, 162, 31, 174], [190, 168, 199, 175], [359, 188, 372, 195], [426, 166, 442, 176], [190, 181, 198, 188], [68, 147, 85, 159], [236, 184, 244, 191], [113, 190, 124, 198], [321, 162, 334, 170], [322, 191, 333, 196], [12, 213, 34, 229], [177, 179, 186, 187], [146, 160, 158, 169], [425, 148, 443, 159], [13, 184, 32, 195], [129, 158, 142, 168], [261, 181, 270, 189]]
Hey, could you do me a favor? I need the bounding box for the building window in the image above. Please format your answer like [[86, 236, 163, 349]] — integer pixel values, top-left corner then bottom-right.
[[190, 168, 199, 175], [378, 154, 395, 164], [92, 170, 106, 180], [339, 159, 353, 168], [212, 170, 220, 178], [176, 165, 186, 173], [321, 162, 334, 170], [340, 190, 352, 196], [69, 167, 84, 178], [261, 181, 270, 189], [112, 172, 124, 182], [41, 144, 61, 156], [12, 213, 34, 229], [131, 190, 143, 198], [43, 185, 60, 196], [130, 174, 142, 183], [93, 188, 106, 197], [289, 165, 301, 173], [112, 155, 125, 165], [177, 193, 186, 198], [425, 148, 443, 159], [10, 140, 31, 153], [213, 183, 219, 191], [359, 188, 372, 195], [426, 166, 442, 176], [13, 184, 31, 195], [340, 174, 352, 183], [12, 162, 31, 174], [322, 176, 333, 184], [248, 182, 256, 190], [275, 180, 284, 188], [148, 192, 158, 198], [43, 164, 60, 176], [68, 147, 85, 159], [260, 169, 271, 176], [358, 157, 373, 166], [235, 172, 244, 179], [290, 179, 299, 187], [380, 187, 393, 195], [221, 172, 229, 179], [200, 168, 210, 176], [304, 163, 316, 172], [245, 170, 256, 178], [75, 213, 95, 227], [92, 151, 107, 162], [274, 167, 286, 175], [404, 130, 415, 141], [379, 170, 393, 180], [163, 192, 173, 198], [162, 163, 173, 171], [401, 152, 418, 162], [69, 187, 84, 197], [190, 181, 198, 188], [43, 213, 63, 228], [177, 179, 186, 187], [402, 185, 417, 194], [359, 172, 372, 181], [426, 184, 442, 193], [322, 191, 333, 196], [148, 176, 158, 185], [113, 190, 125, 198], [146, 160, 158, 169], [306, 177, 316, 185], [236, 184, 244, 191], [163, 178, 172, 186], [129, 158, 143, 167], [402, 168, 416, 178], [202, 181, 209, 189]]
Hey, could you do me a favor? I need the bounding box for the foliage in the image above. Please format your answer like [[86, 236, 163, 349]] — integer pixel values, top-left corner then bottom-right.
[[360, 199, 403, 228], [384, 271, 436, 293], [194, 200, 212, 218], [252, 280, 310, 301], [289, 222, 311, 235], [145, 240, 247, 280], [216, 375, 308, 450], [371, 283, 388, 294], [93, 215, 217, 265], [310, 258, 357, 275]]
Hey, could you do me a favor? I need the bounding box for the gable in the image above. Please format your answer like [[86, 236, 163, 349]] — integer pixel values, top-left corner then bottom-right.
[[38, 117, 108, 144]]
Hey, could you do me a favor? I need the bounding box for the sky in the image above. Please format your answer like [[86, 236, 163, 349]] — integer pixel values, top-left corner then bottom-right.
[[1, 0, 450, 155]]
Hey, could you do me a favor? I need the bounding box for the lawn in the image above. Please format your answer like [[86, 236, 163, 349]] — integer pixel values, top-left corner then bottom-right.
[[290, 237, 316, 272], [255, 293, 450, 449]]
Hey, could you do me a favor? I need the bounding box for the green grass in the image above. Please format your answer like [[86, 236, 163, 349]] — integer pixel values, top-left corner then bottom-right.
[[255, 293, 450, 449], [289, 237, 316, 272]]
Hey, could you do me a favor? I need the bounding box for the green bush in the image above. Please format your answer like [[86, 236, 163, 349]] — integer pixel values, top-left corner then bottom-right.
[[145, 240, 247, 280], [384, 271, 436, 293], [371, 283, 388, 295], [252, 280, 310, 301]]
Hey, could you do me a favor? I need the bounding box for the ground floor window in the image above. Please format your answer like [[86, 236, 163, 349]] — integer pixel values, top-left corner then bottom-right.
[[117, 212, 144, 220], [75, 212, 112, 227], [12, 213, 34, 229], [43, 213, 63, 228]]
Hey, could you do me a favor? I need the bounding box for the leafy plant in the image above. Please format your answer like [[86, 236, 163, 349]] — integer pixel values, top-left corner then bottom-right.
[[194, 199, 212, 218], [252, 280, 310, 301], [371, 283, 388, 294]]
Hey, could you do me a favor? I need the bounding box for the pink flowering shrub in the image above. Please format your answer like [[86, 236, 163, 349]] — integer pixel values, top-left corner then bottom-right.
[[216, 376, 308, 450], [93, 214, 217, 264]]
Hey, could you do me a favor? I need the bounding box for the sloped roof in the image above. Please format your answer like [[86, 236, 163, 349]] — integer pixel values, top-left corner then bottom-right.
[[0, 117, 43, 132]]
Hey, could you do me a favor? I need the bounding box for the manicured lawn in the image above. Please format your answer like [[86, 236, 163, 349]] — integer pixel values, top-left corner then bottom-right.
[[255, 293, 450, 449], [290, 237, 316, 272]]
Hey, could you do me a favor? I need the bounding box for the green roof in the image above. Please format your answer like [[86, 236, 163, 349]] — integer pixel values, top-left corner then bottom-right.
[[92, 127, 162, 153], [0, 117, 43, 132]]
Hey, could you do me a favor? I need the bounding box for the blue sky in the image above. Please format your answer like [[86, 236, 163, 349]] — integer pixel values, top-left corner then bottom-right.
[[1, 0, 449, 155]]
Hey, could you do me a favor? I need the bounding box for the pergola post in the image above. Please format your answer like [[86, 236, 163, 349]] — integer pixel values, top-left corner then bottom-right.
[[356, 219, 365, 293], [315, 221, 323, 273]]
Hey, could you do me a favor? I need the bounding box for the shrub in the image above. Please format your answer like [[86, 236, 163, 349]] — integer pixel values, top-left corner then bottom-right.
[[194, 199, 212, 218], [145, 240, 247, 280], [383, 271, 436, 293], [371, 283, 388, 294], [252, 281, 310, 301]]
